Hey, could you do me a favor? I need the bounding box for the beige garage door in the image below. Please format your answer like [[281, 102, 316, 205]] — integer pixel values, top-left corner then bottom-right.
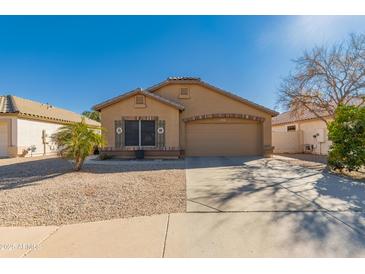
[[0, 122, 8, 157], [186, 120, 262, 156]]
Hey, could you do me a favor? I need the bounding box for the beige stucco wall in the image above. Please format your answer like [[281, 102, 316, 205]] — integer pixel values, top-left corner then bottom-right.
[[153, 84, 272, 150], [272, 123, 299, 132], [100, 95, 180, 148], [272, 131, 301, 153], [272, 118, 332, 155], [0, 115, 63, 157], [0, 116, 17, 157], [299, 119, 332, 155]]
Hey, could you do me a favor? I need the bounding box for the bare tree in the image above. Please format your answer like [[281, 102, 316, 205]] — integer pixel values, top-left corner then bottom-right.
[[82, 110, 100, 122], [278, 33, 365, 126]]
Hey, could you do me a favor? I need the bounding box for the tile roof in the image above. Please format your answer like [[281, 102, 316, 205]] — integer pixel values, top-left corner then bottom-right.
[[272, 97, 364, 125], [146, 77, 278, 116], [0, 95, 16, 113], [0, 95, 100, 126], [93, 88, 185, 111], [272, 109, 329, 125]]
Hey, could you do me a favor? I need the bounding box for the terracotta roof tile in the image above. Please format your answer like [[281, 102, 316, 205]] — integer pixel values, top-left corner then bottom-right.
[[272, 109, 330, 125], [272, 97, 364, 125], [0, 95, 100, 126]]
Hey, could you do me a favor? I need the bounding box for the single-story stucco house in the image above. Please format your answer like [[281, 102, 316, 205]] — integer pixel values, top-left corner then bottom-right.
[[272, 109, 332, 155], [0, 95, 100, 157], [93, 77, 278, 158]]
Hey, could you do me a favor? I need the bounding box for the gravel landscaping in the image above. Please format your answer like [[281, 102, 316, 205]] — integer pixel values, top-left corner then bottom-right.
[[0, 156, 186, 226], [275, 154, 365, 180]]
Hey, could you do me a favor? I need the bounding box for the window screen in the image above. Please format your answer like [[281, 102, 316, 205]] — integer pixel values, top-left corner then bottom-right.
[[141, 120, 155, 146], [125, 120, 139, 146]]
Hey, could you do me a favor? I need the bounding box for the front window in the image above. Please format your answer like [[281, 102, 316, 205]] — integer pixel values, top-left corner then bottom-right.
[[287, 125, 296, 131], [141, 120, 155, 146], [125, 120, 155, 147]]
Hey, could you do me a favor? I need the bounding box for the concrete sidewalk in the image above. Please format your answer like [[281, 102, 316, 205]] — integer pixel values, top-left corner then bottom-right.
[[0, 214, 168, 258], [1, 212, 365, 258]]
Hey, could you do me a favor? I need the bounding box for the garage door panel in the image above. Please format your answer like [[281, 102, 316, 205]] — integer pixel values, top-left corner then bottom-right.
[[186, 122, 261, 156], [0, 122, 8, 157]]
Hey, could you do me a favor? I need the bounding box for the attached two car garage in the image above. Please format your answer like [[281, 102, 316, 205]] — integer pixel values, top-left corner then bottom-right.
[[185, 118, 263, 157]]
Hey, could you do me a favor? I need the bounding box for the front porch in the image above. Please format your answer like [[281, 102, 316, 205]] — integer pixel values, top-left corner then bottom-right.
[[100, 147, 184, 159]]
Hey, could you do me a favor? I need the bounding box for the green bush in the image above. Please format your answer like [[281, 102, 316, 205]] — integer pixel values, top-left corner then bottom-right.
[[328, 105, 365, 171]]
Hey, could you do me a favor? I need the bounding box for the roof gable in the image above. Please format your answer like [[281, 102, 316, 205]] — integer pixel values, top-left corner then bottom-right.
[[146, 77, 278, 116], [93, 88, 185, 111]]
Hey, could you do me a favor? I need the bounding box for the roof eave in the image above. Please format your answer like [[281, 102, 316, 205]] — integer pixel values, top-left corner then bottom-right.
[[92, 88, 141, 111], [0, 112, 99, 126], [272, 115, 333, 126], [93, 89, 185, 111]]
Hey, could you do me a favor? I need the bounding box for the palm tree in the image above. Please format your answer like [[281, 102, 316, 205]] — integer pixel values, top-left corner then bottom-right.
[[53, 119, 105, 171]]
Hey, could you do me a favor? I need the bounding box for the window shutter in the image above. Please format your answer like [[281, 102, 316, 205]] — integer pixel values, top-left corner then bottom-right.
[[157, 120, 166, 148], [121, 118, 125, 147], [114, 120, 123, 148]]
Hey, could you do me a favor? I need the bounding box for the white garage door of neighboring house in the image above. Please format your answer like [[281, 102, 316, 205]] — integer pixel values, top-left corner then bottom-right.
[[0, 122, 8, 157], [186, 120, 262, 157]]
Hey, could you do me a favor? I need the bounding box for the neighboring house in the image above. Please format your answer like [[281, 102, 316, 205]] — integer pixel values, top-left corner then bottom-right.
[[0, 95, 100, 157], [93, 77, 278, 158], [272, 110, 331, 155]]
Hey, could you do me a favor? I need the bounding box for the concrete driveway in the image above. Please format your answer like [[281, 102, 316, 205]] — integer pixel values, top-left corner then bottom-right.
[[179, 156, 365, 257], [186, 156, 365, 213]]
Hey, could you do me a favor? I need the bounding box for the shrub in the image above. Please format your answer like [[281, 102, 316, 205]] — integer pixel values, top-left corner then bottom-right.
[[99, 153, 113, 160], [328, 105, 365, 171]]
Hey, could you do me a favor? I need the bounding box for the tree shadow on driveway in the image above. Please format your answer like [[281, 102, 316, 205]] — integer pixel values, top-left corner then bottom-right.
[[186, 157, 365, 256], [192, 157, 365, 213]]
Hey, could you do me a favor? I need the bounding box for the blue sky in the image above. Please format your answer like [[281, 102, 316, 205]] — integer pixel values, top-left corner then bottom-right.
[[0, 16, 364, 114]]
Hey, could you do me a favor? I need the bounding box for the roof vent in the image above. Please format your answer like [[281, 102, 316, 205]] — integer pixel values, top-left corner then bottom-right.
[[43, 103, 53, 109]]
